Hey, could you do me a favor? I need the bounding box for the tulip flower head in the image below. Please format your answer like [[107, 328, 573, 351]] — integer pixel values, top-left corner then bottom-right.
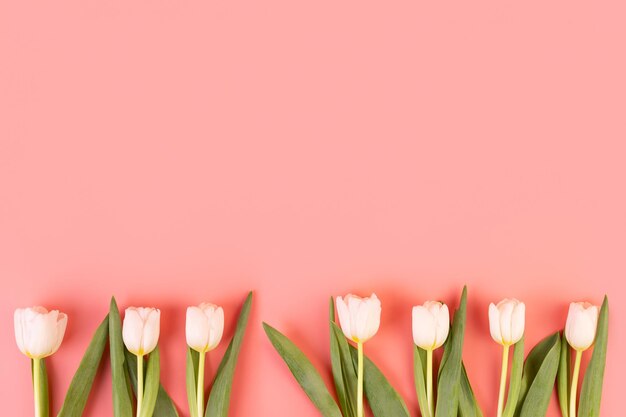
[[336, 293, 381, 343], [122, 307, 160, 356], [489, 298, 525, 346], [186, 302, 224, 353], [565, 302, 599, 351], [412, 301, 450, 350], [14, 307, 68, 359]]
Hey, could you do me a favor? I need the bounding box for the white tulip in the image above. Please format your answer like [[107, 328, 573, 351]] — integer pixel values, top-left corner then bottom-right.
[[336, 293, 381, 417], [14, 306, 68, 359], [489, 298, 525, 346], [122, 307, 160, 356], [186, 303, 224, 353], [412, 301, 450, 350], [565, 302, 599, 351], [565, 301, 600, 417], [336, 293, 381, 343]]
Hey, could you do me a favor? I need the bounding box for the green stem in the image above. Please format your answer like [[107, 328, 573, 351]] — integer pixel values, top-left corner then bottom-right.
[[197, 351, 206, 417], [427, 349, 434, 417], [33, 358, 41, 417], [137, 354, 144, 417], [357, 342, 364, 417], [570, 350, 583, 417], [497, 345, 509, 417]]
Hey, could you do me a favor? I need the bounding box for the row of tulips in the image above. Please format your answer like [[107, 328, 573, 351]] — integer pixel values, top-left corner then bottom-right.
[[14, 288, 608, 417], [14, 293, 253, 417], [264, 287, 608, 417]]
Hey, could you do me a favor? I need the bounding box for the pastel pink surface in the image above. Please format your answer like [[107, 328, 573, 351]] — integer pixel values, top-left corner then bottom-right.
[[1, 1, 624, 416]]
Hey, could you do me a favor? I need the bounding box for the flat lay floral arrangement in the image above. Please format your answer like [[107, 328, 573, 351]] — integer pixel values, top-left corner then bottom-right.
[[14, 288, 607, 417], [263, 287, 609, 417], [14, 292, 253, 417]]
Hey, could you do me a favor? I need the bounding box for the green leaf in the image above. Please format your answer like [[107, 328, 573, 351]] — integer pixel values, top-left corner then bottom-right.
[[186, 347, 200, 417], [435, 286, 468, 417], [413, 346, 430, 417], [515, 333, 561, 417], [125, 349, 179, 417], [330, 322, 358, 417], [109, 297, 133, 417], [32, 358, 49, 417], [206, 291, 253, 417], [579, 296, 609, 417], [348, 345, 410, 417], [502, 337, 525, 417], [330, 299, 357, 417], [264, 322, 342, 417], [458, 363, 483, 417], [139, 348, 161, 417], [557, 332, 571, 417], [57, 316, 109, 417]]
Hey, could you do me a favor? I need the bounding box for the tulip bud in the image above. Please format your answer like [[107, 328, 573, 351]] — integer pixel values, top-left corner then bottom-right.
[[489, 298, 525, 346], [565, 302, 599, 351], [186, 303, 224, 353], [122, 307, 160, 356], [14, 307, 68, 359], [336, 293, 381, 343], [412, 301, 450, 350]]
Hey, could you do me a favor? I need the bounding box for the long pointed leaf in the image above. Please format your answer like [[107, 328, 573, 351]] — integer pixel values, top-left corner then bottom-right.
[[348, 345, 410, 417], [138, 348, 160, 417], [331, 322, 358, 417], [413, 346, 430, 417], [459, 363, 483, 417], [57, 316, 109, 417], [502, 337, 525, 417], [579, 296, 609, 417], [264, 322, 342, 417], [206, 292, 253, 417], [435, 286, 467, 417], [186, 348, 199, 417], [557, 332, 571, 417], [109, 297, 133, 417], [330, 298, 354, 417], [516, 333, 560, 417]]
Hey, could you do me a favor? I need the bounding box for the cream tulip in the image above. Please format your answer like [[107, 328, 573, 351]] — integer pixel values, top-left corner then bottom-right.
[[489, 298, 525, 417], [186, 303, 224, 353], [335, 293, 381, 343], [122, 307, 160, 356], [123, 307, 160, 417], [336, 293, 381, 417], [565, 302, 599, 351], [565, 301, 600, 417], [14, 306, 68, 359], [186, 303, 224, 417], [489, 298, 525, 346], [412, 301, 450, 350], [15, 306, 68, 417], [412, 301, 449, 417]]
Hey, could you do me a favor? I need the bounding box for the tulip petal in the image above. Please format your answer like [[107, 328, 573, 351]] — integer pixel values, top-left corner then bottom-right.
[[14, 309, 26, 355], [141, 309, 160, 354], [489, 303, 502, 344], [208, 307, 224, 351], [186, 306, 209, 352], [413, 306, 436, 349], [336, 296, 352, 340], [51, 312, 68, 355], [499, 300, 514, 344], [511, 303, 525, 344], [435, 304, 450, 348], [122, 309, 144, 355]]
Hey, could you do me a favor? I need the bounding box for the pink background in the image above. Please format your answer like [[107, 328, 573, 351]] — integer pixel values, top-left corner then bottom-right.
[[1, 1, 624, 416]]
